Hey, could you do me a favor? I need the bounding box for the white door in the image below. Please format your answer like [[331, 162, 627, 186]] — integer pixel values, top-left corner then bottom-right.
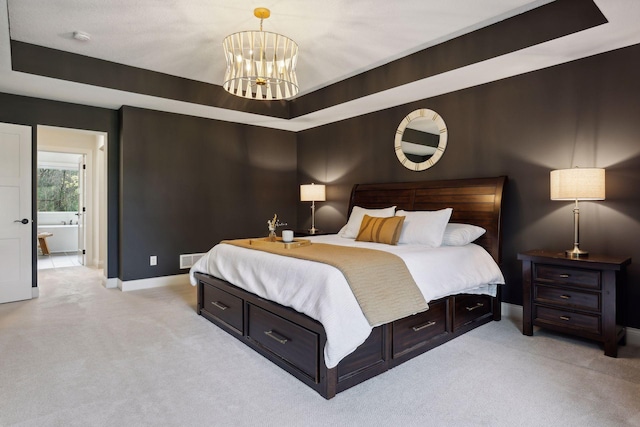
[[77, 155, 86, 265], [0, 123, 32, 304]]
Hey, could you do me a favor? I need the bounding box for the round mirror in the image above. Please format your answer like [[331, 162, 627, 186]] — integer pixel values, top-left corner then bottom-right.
[[394, 109, 447, 171]]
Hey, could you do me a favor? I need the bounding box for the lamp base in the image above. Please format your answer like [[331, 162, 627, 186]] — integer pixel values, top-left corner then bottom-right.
[[307, 227, 319, 235], [566, 246, 589, 258]]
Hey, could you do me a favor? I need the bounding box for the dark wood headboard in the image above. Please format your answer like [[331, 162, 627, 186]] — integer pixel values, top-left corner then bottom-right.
[[348, 176, 507, 263]]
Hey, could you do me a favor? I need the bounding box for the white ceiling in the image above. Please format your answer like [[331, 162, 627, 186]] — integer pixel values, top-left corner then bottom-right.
[[1, 0, 639, 132]]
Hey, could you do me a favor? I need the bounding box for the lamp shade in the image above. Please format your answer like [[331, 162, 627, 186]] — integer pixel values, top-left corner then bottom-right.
[[300, 184, 326, 202], [550, 168, 605, 201]]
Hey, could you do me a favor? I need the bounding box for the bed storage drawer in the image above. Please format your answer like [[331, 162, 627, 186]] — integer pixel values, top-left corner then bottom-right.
[[337, 326, 386, 385], [392, 299, 447, 357], [453, 294, 492, 330], [247, 304, 319, 381], [201, 282, 244, 334]]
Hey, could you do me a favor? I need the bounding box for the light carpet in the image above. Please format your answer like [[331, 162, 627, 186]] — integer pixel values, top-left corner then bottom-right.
[[1, 266, 639, 426]]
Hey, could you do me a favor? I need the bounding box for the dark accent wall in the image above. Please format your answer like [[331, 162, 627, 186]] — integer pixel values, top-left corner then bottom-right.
[[119, 107, 297, 281], [2, 7, 637, 329], [297, 44, 640, 328], [10, 41, 289, 119], [0, 92, 119, 281]]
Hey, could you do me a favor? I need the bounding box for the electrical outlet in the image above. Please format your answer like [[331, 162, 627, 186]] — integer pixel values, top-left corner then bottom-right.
[[150, 256, 157, 266]]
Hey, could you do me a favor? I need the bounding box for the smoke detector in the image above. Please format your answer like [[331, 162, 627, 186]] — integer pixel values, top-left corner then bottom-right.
[[72, 31, 91, 42]]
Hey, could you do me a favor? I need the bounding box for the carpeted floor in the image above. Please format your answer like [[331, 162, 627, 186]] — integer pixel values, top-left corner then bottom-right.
[[1, 266, 639, 426]]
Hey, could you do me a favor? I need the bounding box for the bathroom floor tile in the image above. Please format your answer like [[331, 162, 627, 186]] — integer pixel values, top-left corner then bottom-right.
[[38, 253, 82, 270]]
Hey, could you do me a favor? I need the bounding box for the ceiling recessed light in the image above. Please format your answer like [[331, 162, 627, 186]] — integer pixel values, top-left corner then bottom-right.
[[72, 31, 91, 42]]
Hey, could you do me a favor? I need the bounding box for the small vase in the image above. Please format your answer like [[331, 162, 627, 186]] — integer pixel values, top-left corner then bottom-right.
[[267, 229, 277, 242]]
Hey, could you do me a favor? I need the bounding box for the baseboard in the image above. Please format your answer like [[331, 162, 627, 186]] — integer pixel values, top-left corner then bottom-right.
[[118, 273, 190, 292], [32, 287, 39, 298], [501, 302, 640, 347], [627, 327, 640, 347], [501, 302, 522, 322], [102, 276, 118, 289]]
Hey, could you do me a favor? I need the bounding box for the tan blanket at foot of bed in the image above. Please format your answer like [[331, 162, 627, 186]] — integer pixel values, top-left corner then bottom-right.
[[221, 239, 428, 326]]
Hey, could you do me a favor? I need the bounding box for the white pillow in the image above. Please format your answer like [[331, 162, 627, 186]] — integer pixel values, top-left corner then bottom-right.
[[395, 208, 452, 246], [442, 223, 486, 246], [339, 206, 396, 238]]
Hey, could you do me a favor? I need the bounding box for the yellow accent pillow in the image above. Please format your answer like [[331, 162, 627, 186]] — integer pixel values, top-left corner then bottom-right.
[[355, 215, 406, 245]]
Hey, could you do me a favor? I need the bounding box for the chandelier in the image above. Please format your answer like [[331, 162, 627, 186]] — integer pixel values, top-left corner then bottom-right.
[[222, 7, 299, 100]]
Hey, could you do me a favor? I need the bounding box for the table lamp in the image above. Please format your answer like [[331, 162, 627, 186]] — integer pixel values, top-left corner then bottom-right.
[[300, 183, 326, 234], [550, 167, 605, 258]]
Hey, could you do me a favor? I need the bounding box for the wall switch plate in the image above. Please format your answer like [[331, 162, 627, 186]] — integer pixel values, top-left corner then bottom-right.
[[150, 255, 157, 266]]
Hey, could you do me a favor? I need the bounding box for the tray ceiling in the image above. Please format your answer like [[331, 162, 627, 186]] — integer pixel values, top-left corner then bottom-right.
[[1, 0, 639, 131]]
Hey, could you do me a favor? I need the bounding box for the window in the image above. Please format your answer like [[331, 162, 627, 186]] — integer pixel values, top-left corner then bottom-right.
[[37, 168, 79, 212]]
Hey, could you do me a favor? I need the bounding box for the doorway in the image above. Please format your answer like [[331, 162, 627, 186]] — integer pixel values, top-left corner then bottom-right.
[[36, 150, 84, 269], [37, 126, 108, 277]]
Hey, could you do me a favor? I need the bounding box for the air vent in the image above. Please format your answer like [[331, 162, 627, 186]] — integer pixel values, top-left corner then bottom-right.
[[179, 253, 206, 269]]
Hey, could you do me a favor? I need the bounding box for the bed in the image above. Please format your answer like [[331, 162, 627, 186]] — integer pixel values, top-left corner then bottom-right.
[[190, 176, 507, 399]]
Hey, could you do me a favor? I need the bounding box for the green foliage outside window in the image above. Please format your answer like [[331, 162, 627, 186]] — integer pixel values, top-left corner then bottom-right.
[[38, 168, 79, 212]]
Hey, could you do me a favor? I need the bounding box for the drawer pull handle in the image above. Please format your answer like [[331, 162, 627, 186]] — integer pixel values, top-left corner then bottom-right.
[[466, 302, 484, 312], [560, 316, 571, 321], [559, 274, 570, 278], [412, 321, 436, 332], [265, 330, 289, 345], [211, 301, 228, 311], [560, 294, 571, 299]]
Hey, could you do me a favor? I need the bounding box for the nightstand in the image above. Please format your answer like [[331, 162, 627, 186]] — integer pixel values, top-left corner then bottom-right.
[[518, 250, 631, 357]]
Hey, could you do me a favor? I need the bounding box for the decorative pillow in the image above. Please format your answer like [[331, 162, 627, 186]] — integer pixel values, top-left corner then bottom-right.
[[395, 208, 453, 246], [355, 215, 405, 245], [339, 205, 397, 238], [442, 223, 486, 246]]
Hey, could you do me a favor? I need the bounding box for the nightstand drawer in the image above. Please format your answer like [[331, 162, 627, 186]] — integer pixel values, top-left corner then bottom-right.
[[534, 284, 600, 311], [534, 264, 600, 290], [534, 305, 600, 335], [201, 282, 244, 334]]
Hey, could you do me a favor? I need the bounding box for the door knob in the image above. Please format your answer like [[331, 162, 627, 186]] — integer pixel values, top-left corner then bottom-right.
[[14, 218, 29, 224]]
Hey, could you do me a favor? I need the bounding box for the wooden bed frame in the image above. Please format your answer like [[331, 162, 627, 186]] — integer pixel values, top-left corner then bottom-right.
[[195, 176, 507, 399]]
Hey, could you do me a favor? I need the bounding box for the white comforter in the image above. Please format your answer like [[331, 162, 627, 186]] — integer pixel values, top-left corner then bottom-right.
[[189, 235, 505, 368]]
